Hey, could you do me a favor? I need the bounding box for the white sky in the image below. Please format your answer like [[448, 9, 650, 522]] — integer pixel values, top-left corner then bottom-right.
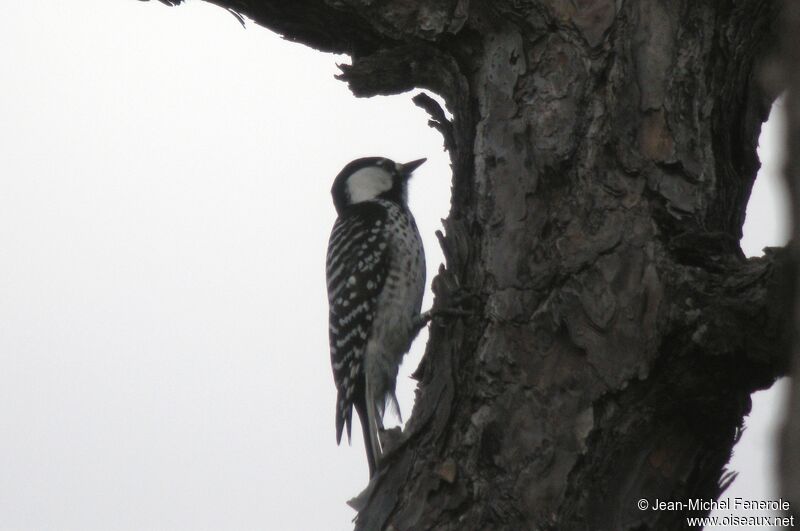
[[0, 2, 790, 530]]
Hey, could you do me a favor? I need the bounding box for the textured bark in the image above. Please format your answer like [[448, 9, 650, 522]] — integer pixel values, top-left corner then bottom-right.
[[144, 0, 793, 528], [782, 0, 800, 517]]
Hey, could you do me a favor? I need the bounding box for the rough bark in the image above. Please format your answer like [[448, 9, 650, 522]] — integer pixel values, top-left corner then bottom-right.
[[782, 0, 800, 517], [144, 0, 793, 528]]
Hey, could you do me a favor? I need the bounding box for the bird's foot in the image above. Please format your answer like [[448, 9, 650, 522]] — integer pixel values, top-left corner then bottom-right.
[[413, 292, 477, 334]]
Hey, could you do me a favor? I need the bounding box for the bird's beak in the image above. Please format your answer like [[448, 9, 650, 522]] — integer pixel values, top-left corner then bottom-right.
[[397, 158, 427, 177]]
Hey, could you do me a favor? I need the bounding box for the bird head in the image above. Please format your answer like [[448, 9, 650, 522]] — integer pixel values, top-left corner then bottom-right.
[[331, 156, 426, 214]]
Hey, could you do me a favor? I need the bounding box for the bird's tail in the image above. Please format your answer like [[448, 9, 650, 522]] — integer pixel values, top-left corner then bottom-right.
[[335, 392, 352, 446], [336, 389, 379, 478], [355, 398, 379, 477]]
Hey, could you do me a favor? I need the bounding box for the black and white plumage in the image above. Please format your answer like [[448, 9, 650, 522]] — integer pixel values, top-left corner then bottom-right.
[[326, 156, 427, 477]]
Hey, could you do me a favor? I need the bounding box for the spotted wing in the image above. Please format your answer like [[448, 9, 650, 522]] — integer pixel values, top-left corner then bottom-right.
[[326, 202, 390, 444]]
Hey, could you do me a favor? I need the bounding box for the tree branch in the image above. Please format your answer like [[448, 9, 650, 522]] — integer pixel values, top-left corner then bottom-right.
[[666, 245, 794, 373], [142, 0, 469, 55]]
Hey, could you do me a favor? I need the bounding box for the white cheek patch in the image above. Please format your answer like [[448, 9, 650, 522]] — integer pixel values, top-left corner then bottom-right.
[[347, 167, 393, 204]]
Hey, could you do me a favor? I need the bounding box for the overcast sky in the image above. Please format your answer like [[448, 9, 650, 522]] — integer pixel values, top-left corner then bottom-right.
[[0, 2, 790, 530]]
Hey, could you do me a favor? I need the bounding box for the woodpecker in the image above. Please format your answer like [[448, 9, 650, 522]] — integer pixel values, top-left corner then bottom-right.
[[326, 156, 427, 477]]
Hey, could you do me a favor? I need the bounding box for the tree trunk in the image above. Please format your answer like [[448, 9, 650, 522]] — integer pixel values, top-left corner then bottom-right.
[[148, 0, 793, 528]]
